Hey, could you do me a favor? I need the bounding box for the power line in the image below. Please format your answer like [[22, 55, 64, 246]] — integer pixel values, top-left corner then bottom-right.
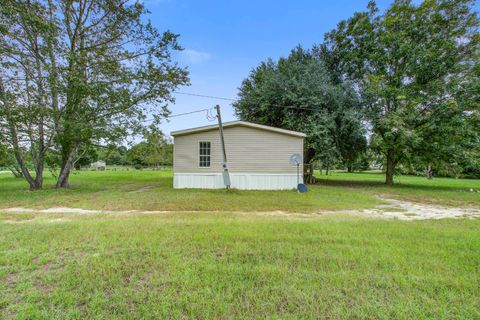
[[143, 107, 214, 123], [174, 91, 236, 101], [174, 91, 329, 112], [172, 91, 323, 111], [173, 91, 340, 112], [143, 101, 322, 124], [169, 108, 211, 118]]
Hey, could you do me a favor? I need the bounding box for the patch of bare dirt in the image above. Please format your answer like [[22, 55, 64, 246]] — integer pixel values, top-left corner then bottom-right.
[[4, 207, 101, 214], [1, 198, 479, 221], [128, 185, 155, 193], [344, 197, 480, 220], [4, 272, 18, 289]]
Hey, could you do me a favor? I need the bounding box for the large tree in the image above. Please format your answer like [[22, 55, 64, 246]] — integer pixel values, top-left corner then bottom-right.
[[323, 0, 479, 184], [0, 0, 57, 189], [126, 127, 172, 167], [233, 47, 366, 175], [0, 0, 189, 189], [0, 143, 24, 177]]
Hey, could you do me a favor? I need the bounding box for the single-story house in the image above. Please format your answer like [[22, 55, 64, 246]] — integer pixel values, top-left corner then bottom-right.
[[90, 160, 106, 171], [171, 121, 306, 190]]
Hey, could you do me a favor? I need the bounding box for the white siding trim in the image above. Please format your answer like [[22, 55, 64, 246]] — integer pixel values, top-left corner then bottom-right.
[[175, 172, 299, 176], [174, 173, 302, 190]]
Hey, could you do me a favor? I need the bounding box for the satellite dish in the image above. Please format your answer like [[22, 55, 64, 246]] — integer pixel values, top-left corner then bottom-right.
[[297, 183, 308, 193], [289, 153, 302, 166], [289, 153, 308, 193]]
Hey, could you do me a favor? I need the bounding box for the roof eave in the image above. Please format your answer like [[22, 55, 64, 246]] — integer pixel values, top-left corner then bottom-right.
[[171, 121, 306, 138]]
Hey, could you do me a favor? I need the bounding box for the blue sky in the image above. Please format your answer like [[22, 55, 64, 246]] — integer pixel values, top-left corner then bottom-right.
[[143, 0, 410, 136]]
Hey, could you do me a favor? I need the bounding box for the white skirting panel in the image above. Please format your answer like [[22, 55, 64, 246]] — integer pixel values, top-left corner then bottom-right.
[[174, 173, 301, 190]]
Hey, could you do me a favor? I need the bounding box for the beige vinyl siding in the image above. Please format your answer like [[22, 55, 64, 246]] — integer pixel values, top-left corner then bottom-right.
[[173, 126, 303, 174]]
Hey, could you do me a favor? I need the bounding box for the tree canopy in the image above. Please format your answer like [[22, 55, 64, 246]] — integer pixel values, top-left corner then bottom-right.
[[322, 0, 479, 184], [0, 0, 188, 189], [126, 127, 173, 167], [233, 47, 367, 173]]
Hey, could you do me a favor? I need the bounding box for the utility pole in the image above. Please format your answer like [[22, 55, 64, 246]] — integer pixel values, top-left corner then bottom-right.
[[215, 105, 231, 189]]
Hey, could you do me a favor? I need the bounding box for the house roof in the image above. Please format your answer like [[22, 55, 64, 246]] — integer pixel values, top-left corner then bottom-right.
[[170, 121, 306, 138]]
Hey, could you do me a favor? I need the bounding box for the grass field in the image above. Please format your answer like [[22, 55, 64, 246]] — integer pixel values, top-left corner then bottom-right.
[[317, 171, 480, 207], [1, 212, 479, 319], [0, 170, 479, 212], [1, 170, 479, 319]]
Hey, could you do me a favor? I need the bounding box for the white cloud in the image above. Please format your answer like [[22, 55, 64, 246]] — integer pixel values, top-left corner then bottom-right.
[[180, 49, 211, 65]]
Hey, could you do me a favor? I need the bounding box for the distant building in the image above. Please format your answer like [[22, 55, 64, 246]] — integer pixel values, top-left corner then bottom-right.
[[171, 121, 306, 190], [90, 160, 106, 171]]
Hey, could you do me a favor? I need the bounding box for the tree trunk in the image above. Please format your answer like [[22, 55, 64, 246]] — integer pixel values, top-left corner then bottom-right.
[[33, 152, 45, 189], [13, 148, 36, 189], [426, 165, 433, 179], [303, 163, 315, 184], [309, 163, 314, 182], [1, 78, 37, 189], [56, 162, 72, 189], [56, 149, 76, 189], [8, 167, 23, 178], [303, 148, 315, 177], [34, 171, 43, 189], [385, 149, 395, 185], [10, 123, 37, 189]]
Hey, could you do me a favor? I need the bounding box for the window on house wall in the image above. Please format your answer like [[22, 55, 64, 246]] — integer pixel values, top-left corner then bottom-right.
[[199, 141, 211, 167]]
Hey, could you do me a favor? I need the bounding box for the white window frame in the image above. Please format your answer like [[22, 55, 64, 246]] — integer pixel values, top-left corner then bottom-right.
[[198, 141, 211, 168]]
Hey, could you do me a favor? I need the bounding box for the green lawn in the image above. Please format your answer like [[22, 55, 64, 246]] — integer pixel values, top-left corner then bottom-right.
[[1, 170, 479, 319], [0, 169, 479, 212], [317, 171, 480, 208], [1, 212, 479, 319]]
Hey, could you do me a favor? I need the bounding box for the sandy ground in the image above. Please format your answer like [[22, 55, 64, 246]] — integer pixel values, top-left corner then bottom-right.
[[2, 207, 171, 215], [346, 198, 480, 220], [2, 198, 479, 221]]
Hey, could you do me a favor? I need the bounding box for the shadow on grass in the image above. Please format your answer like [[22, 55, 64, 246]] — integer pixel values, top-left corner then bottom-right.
[[315, 177, 465, 193]]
